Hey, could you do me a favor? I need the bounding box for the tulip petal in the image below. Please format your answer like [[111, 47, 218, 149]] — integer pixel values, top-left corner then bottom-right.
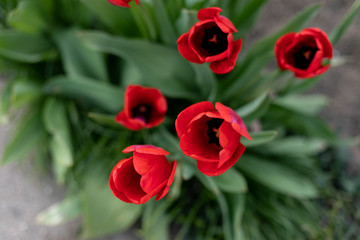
[[179, 116, 220, 161], [123, 145, 169, 155], [177, 33, 204, 64], [218, 122, 241, 168], [197, 7, 222, 21], [175, 101, 215, 138], [215, 102, 251, 140], [155, 160, 177, 200], [209, 39, 242, 74], [214, 16, 237, 33]]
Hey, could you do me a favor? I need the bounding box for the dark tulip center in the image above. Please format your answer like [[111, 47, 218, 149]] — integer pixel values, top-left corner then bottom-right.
[[291, 45, 318, 70], [200, 26, 228, 56], [132, 104, 152, 123], [206, 118, 224, 147]]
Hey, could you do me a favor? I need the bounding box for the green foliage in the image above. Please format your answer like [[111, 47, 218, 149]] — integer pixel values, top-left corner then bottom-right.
[[0, 0, 358, 239]]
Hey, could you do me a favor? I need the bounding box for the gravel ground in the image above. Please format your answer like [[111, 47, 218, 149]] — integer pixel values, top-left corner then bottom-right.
[[0, 0, 359, 239]]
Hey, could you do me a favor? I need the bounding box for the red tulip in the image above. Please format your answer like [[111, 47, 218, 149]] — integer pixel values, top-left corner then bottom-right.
[[275, 28, 333, 78], [107, 0, 138, 8], [109, 145, 177, 204], [177, 7, 242, 74], [116, 85, 167, 131], [175, 102, 251, 176]]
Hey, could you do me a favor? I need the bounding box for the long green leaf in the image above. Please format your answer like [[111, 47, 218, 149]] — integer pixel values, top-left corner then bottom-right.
[[79, 0, 137, 36], [53, 29, 108, 81], [237, 155, 318, 198], [80, 31, 198, 99], [0, 29, 54, 62], [36, 196, 81, 226], [152, 0, 177, 46], [43, 75, 123, 113], [329, 0, 360, 44], [81, 175, 142, 238], [1, 110, 46, 165], [242, 130, 278, 147], [212, 168, 247, 193], [245, 4, 321, 61], [236, 92, 270, 123], [273, 94, 328, 116], [7, 0, 49, 34]]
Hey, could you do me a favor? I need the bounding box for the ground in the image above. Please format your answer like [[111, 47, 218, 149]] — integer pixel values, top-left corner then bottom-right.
[[0, 0, 359, 239]]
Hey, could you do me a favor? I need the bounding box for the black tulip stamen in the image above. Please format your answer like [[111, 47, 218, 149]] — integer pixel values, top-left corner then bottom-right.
[[293, 46, 318, 70], [206, 118, 224, 147], [132, 104, 152, 123], [201, 26, 228, 56]]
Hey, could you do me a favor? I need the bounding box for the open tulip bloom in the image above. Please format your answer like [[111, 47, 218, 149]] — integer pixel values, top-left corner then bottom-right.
[[109, 145, 176, 204], [176, 102, 252, 176], [1, 0, 358, 239], [177, 7, 242, 74], [275, 28, 333, 78]]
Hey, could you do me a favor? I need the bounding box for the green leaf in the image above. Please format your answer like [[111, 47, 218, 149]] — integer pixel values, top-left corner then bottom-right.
[[0, 79, 13, 123], [273, 94, 328, 115], [258, 137, 326, 156], [10, 78, 42, 108], [234, 0, 268, 34], [236, 4, 321, 77], [87, 112, 121, 129], [212, 168, 247, 193], [79, 0, 137, 36], [192, 63, 217, 101], [236, 92, 270, 123], [43, 75, 123, 113], [237, 155, 318, 198], [53, 28, 108, 81], [43, 98, 73, 183], [195, 172, 233, 240], [226, 193, 246, 240], [142, 200, 170, 240], [36, 196, 81, 226], [152, 0, 177, 46], [242, 130, 278, 147], [223, 52, 274, 102], [0, 29, 54, 62], [81, 175, 142, 238], [80, 31, 198, 99], [7, 0, 49, 34], [265, 104, 336, 140], [175, 9, 197, 34], [329, 0, 360, 44], [1, 110, 46, 165]]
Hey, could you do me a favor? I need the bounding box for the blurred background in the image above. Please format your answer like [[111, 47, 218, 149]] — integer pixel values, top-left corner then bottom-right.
[[0, 0, 359, 239]]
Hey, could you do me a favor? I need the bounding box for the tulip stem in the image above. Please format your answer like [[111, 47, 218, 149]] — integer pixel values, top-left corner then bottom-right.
[[130, 2, 157, 41]]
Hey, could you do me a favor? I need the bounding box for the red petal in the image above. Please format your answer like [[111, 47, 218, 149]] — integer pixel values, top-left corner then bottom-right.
[[107, 0, 131, 7], [215, 102, 251, 140], [215, 143, 245, 176], [197, 7, 222, 21], [302, 28, 333, 58], [155, 160, 177, 200], [209, 38, 242, 74], [111, 158, 147, 204], [123, 145, 169, 155], [177, 33, 204, 64], [214, 16, 237, 33], [197, 142, 245, 176], [275, 33, 296, 70], [179, 116, 220, 161], [175, 101, 215, 138], [115, 110, 145, 131], [218, 122, 241, 168]]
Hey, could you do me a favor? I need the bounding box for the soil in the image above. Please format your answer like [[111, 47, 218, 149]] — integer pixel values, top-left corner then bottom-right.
[[0, 0, 359, 239]]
